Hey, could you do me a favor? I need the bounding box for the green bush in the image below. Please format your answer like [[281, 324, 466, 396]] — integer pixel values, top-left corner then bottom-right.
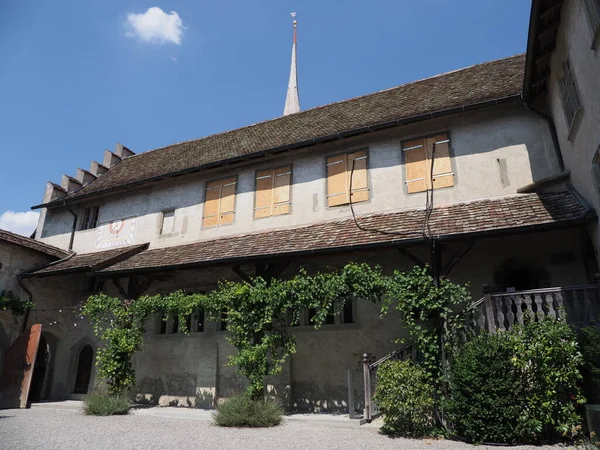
[[83, 391, 131, 416], [445, 332, 523, 443], [212, 394, 283, 427], [579, 326, 600, 404], [373, 359, 437, 437], [447, 317, 585, 444]]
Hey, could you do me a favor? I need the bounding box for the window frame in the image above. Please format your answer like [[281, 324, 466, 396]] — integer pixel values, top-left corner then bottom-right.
[[158, 209, 176, 235], [325, 148, 370, 208], [400, 131, 456, 194], [582, 0, 600, 49], [253, 164, 293, 220], [202, 175, 238, 228], [80, 205, 100, 230], [592, 145, 600, 195], [557, 58, 583, 138]]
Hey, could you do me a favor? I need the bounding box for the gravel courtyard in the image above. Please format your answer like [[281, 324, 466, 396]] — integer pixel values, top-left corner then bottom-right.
[[0, 406, 563, 450]]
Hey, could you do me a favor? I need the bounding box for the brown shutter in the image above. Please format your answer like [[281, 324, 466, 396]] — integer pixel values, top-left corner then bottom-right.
[[203, 180, 221, 227], [255, 170, 273, 218], [327, 155, 348, 206], [428, 134, 454, 189], [273, 166, 292, 215], [219, 177, 236, 224], [403, 138, 428, 193], [348, 150, 369, 203]]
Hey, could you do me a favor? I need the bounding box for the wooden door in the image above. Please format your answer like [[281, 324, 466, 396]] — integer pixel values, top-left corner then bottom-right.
[[0, 324, 42, 409]]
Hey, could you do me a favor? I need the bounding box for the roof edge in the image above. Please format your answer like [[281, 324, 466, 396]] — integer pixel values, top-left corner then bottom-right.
[[32, 94, 523, 210]]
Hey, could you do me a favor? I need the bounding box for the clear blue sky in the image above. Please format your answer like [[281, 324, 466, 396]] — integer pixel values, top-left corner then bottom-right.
[[0, 0, 531, 235]]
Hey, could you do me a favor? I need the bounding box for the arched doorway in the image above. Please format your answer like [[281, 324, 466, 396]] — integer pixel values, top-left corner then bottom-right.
[[73, 345, 94, 394], [28, 334, 50, 402]]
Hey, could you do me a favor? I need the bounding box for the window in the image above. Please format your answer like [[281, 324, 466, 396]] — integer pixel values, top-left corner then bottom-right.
[[583, 0, 600, 44], [402, 133, 454, 194], [81, 205, 100, 230], [254, 166, 292, 218], [170, 315, 179, 334], [326, 150, 369, 207], [342, 301, 354, 324], [196, 310, 205, 332], [558, 59, 582, 131], [202, 177, 237, 227], [592, 146, 600, 194], [219, 310, 228, 331], [158, 314, 167, 334], [160, 210, 175, 234]]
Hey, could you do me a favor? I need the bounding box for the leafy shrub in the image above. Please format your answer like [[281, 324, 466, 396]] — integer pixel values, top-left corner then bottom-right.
[[373, 359, 436, 437], [447, 317, 585, 443], [213, 394, 283, 427], [579, 326, 600, 404], [445, 332, 523, 443], [83, 391, 131, 416]]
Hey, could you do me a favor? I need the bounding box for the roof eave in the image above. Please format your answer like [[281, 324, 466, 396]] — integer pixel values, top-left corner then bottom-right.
[[95, 214, 593, 277], [31, 95, 522, 211]]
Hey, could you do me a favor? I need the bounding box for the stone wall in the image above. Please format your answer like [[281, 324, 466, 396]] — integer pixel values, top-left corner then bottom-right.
[[548, 0, 600, 264]]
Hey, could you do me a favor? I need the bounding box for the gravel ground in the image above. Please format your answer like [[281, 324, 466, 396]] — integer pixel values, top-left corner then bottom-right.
[[0, 407, 563, 450]]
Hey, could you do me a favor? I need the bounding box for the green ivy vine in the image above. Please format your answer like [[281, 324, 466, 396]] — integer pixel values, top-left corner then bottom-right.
[[83, 263, 471, 403], [0, 290, 33, 316]]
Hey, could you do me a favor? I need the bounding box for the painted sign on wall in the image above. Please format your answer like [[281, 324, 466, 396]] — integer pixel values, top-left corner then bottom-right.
[[95, 217, 136, 250]]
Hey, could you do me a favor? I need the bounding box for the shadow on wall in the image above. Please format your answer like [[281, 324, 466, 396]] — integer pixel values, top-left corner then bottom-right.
[[136, 376, 216, 409], [292, 382, 363, 414]]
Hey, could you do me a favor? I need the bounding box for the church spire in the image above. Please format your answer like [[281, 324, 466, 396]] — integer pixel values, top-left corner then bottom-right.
[[283, 13, 300, 116]]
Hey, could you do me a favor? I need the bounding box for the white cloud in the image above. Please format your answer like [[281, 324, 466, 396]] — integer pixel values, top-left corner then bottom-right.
[[126, 7, 184, 45], [171, 56, 178, 63], [0, 211, 40, 237]]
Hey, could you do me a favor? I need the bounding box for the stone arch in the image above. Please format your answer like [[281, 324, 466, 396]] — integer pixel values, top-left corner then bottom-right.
[[67, 336, 97, 398], [493, 257, 551, 291]]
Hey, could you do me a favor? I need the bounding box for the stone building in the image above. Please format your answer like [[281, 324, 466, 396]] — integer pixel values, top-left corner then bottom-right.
[[0, 10, 598, 411]]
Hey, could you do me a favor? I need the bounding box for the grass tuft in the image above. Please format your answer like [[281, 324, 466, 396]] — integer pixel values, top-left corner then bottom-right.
[[83, 391, 131, 416], [213, 394, 283, 428]]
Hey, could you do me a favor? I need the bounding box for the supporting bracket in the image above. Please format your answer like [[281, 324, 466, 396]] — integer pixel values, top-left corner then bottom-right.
[[442, 240, 476, 278]]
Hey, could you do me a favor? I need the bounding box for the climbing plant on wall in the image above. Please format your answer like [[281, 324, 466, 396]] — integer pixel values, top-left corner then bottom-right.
[[83, 263, 472, 402], [83, 263, 388, 398], [0, 290, 32, 316]]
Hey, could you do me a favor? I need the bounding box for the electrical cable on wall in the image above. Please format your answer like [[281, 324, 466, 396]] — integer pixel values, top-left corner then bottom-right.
[[348, 141, 440, 286]]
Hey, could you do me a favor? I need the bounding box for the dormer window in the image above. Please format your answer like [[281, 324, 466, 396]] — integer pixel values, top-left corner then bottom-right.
[[81, 206, 100, 230]]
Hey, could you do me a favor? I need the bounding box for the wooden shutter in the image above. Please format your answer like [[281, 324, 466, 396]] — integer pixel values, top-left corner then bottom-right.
[[428, 134, 454, 189], [327, 155, 348, 206], [273, 166, 291, 215], [348, 150, 369, 203], [403, 138, 428, 193], [219, 177, 236, 225], [255, 170, 273, 219], [203, 180, 221, 227]]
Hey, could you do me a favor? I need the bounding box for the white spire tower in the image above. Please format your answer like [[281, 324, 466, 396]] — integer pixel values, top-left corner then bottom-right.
[[283, 13, 300, 116]]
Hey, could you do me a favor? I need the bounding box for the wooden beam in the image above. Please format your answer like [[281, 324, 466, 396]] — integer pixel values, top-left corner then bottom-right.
[[442, 240, 475, 278], [232, 265, 252, 284]]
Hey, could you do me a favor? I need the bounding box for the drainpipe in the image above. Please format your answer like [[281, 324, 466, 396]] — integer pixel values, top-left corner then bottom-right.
[[522, 99, 565, 172], [17, 275, 33, 333], [63, 201, 78, 251]]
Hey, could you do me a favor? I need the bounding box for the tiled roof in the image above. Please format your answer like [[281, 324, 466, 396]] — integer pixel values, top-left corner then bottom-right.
[[36, 54, 526, 208], [98, 191, 590, 275], [0, 229, 69, 259], [26, 243, 148, 277]]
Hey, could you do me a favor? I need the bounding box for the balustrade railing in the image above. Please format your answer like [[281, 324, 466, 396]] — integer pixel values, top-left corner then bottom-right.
[[472, 284, 600, 333]]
